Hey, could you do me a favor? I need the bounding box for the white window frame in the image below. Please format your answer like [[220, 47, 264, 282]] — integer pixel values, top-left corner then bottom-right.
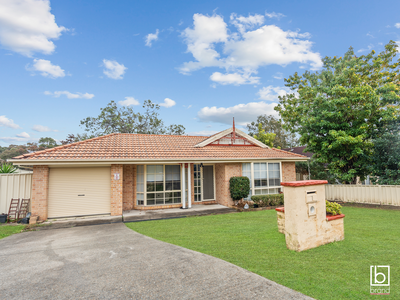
[[243, 161, 282, 199], [136, 164, 183, 206]]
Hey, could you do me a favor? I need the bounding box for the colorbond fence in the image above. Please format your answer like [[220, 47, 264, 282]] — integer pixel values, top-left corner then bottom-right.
[[326, 184, 400, 206], [0, 173, 32, 214]]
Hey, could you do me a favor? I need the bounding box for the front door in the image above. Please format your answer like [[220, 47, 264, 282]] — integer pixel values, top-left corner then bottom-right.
[[203, 165, 215, 200]]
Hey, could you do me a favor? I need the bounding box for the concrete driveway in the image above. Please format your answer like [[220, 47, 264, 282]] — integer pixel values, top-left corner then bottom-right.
[[0, 223, 312, 299]]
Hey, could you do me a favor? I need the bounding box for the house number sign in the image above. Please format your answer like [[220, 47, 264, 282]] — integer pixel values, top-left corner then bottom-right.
[[114, 173, 120, 180]]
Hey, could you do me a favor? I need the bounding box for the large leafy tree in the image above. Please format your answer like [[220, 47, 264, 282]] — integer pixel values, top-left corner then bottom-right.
[[80, 100, 185, 136], [276, 41, 400, 184], [246, 115, 298, 148], [370, 122, 400, 185], [253, 123, 276, 147]]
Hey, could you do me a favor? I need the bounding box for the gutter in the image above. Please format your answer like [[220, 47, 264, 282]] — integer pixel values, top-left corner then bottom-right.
[[8, 157, 309, 167]]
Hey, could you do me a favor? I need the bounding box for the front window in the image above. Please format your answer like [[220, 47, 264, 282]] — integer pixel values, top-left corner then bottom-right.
[[243, 162, 281, 198], [137, 165, 182, 206]]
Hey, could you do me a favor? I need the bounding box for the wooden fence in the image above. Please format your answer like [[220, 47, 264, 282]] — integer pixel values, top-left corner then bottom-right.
[[326, 184, 400, 206], [0, 173, 32, 214]]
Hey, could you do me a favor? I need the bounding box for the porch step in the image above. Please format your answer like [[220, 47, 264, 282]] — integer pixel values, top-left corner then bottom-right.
[[123, 206, 236, 222]]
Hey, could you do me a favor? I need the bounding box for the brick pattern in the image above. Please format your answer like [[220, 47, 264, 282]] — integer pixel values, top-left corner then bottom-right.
[[135, 204, 182, 210], [111, 164, 123, 216], [215, 163, 242, 207], [31, 165, 49, 221], [282, 162, 296, 182], [123, 165, 134, 211]]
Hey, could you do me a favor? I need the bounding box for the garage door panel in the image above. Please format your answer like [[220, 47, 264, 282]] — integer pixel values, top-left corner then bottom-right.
[[48, 167, 111, 218]]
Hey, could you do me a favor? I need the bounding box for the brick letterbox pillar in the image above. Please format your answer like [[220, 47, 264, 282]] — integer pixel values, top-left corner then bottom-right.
[[280, 180, 344, 252]]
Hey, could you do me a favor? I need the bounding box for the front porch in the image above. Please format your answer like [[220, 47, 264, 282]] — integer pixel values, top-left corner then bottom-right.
[[117, 162, 244, 215]]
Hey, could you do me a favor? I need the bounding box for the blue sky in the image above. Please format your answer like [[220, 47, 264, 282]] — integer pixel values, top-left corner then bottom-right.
[[1, 0, 400, 146]]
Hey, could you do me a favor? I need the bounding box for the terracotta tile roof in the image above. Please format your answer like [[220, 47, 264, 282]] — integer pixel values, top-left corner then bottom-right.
[[12, 133, 308, 161]]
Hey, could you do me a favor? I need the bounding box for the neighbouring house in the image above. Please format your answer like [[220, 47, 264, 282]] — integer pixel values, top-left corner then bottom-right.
[[9, 126, 308, 220]]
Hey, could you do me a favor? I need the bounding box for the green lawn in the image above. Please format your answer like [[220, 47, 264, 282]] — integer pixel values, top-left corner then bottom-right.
[[126, 207, 399, 300], [0, 224, 26, 240]]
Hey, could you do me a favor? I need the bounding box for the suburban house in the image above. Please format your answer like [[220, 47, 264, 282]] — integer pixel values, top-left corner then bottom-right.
[[9, 126, 308, 221]]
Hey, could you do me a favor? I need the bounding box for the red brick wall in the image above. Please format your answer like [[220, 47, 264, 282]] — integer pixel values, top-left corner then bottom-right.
[[123, 165, 134, 211], [111, 164, 123, 216], [215, 163, 242, 207], [282, 162, 296, 182], [31, 165, 49, 221]]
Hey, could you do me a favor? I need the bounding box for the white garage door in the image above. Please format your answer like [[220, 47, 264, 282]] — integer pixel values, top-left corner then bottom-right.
[[48, 167, 111, 218]]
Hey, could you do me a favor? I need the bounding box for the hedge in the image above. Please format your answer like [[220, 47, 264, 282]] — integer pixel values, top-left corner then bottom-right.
[[229, 176, 250, 201], [251, 194, 284, 207]]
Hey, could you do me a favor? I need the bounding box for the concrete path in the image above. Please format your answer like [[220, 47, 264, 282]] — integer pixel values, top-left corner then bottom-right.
[[0, 223, 312, 300], [41, 204, 236, 229]]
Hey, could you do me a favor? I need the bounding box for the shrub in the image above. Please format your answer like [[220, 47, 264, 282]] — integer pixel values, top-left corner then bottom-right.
[[251, 194, 284, 207], [0, 163, 17, 173], [229, 177, 250, 201], [326, 200, 342, 216]]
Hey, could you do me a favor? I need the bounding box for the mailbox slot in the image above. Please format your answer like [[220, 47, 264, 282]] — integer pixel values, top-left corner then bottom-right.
[[306, 190, 317, 203]]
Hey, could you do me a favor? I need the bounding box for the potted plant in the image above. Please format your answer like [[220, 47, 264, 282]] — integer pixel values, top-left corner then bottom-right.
[[326, 200, 342, 216]]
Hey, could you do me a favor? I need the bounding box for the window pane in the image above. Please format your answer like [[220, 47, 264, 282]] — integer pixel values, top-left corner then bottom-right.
[[147, 183, 155, 192], [147, 199, 155, 205], [156, 182, 164, 191], [147, 165, 155, 173], [173, 182, 181, 190], [174, 198, 181, 203], [165, 198, 173, 204], [137, 165, 144, 173], [156, 165, 163, 173], [255, 179, 261, 187]]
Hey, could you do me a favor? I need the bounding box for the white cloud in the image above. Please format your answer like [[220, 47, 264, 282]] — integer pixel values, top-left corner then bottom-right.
[[273, 72, 283, 79], [180, 14, 228, 74], [230, 13, 265, 33], [258, 85, 291, 101], [357, 44, 374, 53], [16, 132, 30, 138], [102, 59, 127, 79], [395, 23, 400, 28], [265, 11, 286, 19], [32, 124, 56, 132], [0, 136, 31, 143], [118, 97, 140, 106], [44, 91, 95, 99], [180, 13, 322, 84], [197, 101, 278, 125], [0, 0, 66, 56], [188, 130, 219, 136], [210, 72, 259, 85], [29, 59, 65, 78], [0, 115, 21, 129], [145, 29, 159, 47], [159, 98, 176, 108]]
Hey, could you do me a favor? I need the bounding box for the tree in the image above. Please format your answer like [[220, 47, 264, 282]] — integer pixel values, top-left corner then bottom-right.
[[370, 122, 400, 185], [0, 145, 29, 161], [295, 158, 335, 183], [38, 137, 58, 148], [246, 115, 298, 148], [275, 41, 400, 184], [60, 133, 95, 145], [253, 123, 276, 147], [80, 100, 185, 136]]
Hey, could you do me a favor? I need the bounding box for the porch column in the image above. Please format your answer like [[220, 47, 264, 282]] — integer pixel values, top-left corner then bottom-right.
[[31, 165, 49, 221], [182, 163, 186, 208], [111, 164, 123, 216], [188, 163, 192, 208]]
